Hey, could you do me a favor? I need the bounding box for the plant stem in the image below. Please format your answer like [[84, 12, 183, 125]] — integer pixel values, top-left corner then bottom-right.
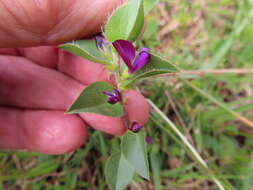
[[160, 68, 253, 78]]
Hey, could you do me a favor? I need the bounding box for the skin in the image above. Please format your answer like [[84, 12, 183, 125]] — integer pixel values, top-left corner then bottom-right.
[[0, 0, 149, 154]]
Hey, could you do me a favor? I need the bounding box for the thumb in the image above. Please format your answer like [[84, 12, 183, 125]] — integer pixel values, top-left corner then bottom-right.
[[0, 0, 123, 48]]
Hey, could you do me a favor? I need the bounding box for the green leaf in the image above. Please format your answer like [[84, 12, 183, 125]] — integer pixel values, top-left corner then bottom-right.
[[66, 82, 123, 117], [122, 53, 178, 88], [121, 132, 150, 180], [105, 152, 135, 190], [133, 53, 178, 78], [59, 39, 110, 64], [143, 0, 157, 15], [105, 0, 144, 42]]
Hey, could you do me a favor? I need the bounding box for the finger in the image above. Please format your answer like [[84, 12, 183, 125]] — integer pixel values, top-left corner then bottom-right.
[[18, 46, 58, 68], [0, 107, 87, 154], [58, 49, 113, 85], [0, 54, 149, 135], [0, 55, 83, 109], [123, 90, 149, 124], [0, 0, 124, 47], [0, 48, 19, 55], [17, 47, 113, 84], [80, 90, 149, 135], [80, 113, 125, 135]]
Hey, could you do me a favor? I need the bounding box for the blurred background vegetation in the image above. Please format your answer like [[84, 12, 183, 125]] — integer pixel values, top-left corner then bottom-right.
[[1, 0, 253, 189]]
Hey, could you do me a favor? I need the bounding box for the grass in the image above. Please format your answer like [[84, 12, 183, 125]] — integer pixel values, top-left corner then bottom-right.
[[2, 0, 253, 189]]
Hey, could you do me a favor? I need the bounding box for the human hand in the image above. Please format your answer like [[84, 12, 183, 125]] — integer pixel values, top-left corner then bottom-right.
[[0, 0, 149, 154]]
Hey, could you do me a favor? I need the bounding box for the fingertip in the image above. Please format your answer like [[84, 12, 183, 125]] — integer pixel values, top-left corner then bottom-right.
[[123, 90, 149, 126], [21, 111, 87, 154], [79, 113, 126, 136]]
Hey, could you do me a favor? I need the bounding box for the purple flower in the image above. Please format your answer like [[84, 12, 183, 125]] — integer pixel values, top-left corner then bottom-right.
[[145, 136, 152, 144], [103, 89, 121, 104], [129, 121, 142, 133], [112, 40, 150, 73], [95, 34, 105, 49]]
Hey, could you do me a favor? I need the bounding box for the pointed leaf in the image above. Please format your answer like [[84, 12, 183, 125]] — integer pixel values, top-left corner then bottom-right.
[[66, 82, 123, 117], [105, 0, 144, 42], [59, 39, 110, 64], [122, 53, 178, 87], [105, 152, 135, 190], [121, 132, 150, 180]]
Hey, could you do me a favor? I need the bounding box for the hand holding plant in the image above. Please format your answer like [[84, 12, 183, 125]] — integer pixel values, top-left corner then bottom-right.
[[0, 0, 148, 155], [2, 0, 253, 189], [60, 0, 178, 188]]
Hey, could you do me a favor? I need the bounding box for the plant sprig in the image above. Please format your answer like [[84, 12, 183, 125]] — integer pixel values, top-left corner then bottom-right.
[[57, 0, 226, 190]]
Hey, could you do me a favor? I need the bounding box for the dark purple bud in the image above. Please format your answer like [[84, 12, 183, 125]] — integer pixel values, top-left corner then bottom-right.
[[112, 89, 121, 100], [131, 48, 150, 73], [95, 34, 105, 49], [145, 136, 152, 144], [107, 96, 120, 104], [112, 40, 136, 70], [129, 121, 142, 133], [103, 89, 121, 104]]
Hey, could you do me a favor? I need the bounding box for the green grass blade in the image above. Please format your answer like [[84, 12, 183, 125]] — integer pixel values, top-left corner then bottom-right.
[[150, 150, 162, 190], [181, 79, 253, 129], [242, 156, 253, 190], [201, 5, 253, 70], [147, 99, 227, 190]]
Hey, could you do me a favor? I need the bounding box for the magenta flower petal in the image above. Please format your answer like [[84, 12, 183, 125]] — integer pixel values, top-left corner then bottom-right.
[[102, 91, 113, 96], [129, 121, 142, 133], [145, 136, 152, 144], [112, 89, 121, 101], [112, 40, 136, 70], [131, 48, 150, 73], [103, 89, 121, 104], [107, 96, 120, 104], [95, 34, 105, 49]]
